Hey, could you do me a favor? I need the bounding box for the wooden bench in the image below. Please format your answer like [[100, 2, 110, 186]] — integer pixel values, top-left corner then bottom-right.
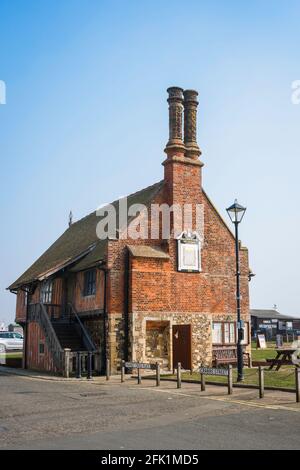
[[213, 348, 251, 367]]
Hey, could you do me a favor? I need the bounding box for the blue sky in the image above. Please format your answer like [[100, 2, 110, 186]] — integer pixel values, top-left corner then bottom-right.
[[0, 0, 300, 323]]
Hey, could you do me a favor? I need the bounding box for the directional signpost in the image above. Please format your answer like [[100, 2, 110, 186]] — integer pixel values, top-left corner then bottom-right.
[[199, 366, 233, 395], [123, 361, 158, 385]]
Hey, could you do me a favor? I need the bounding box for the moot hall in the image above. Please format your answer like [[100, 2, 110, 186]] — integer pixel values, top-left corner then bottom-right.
[[9, 87, 251, 374]]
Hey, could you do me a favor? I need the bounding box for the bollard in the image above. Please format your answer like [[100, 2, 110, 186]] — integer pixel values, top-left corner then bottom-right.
[[137, 367, 142, 385], [87, 352, 92, 380], [76, 351, 82, 379], [228, 365, 233, 395], [201, 373, 206, 392], [121, 360, 125, 383], [156, 362, 160, 387], [94, 351, 101, 375], [259, 366, 264, 399], [106, 358, 110, 381], [63, 348, 71, 378], [177, 362, 181, 389], [296, 367, 300, 403]]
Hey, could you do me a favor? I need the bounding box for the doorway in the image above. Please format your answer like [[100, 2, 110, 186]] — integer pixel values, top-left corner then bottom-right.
[[172, 324, 192, 370]]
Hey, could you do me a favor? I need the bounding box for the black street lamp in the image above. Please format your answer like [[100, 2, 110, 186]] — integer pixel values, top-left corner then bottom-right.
[[226, 199, 247, 382]]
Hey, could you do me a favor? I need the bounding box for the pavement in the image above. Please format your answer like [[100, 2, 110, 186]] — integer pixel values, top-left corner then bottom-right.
[[0, 369, 300, 450]]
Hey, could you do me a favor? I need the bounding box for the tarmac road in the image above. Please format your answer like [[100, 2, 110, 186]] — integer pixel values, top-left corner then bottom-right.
[[0, 371, 299, 450]]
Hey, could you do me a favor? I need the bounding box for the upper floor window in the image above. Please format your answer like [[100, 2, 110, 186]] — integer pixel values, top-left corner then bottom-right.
[[83, 269, 96, 297], [41, 280, 53, 304]]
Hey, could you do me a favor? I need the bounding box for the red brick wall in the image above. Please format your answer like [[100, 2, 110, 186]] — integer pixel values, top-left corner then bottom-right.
[[127, 193, 249, 317], [106, 173, 250, 370], [107, 188, 249, 315]]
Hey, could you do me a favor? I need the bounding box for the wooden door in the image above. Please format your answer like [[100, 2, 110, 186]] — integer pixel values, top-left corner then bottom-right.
[[172, 324, 192, 370]]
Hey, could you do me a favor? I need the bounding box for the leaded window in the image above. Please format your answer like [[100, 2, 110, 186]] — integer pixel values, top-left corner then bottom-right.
[[83, 269, 96, 296]]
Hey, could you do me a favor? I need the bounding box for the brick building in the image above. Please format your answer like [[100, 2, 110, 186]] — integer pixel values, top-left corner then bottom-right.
[[8, 87, 251, 374]]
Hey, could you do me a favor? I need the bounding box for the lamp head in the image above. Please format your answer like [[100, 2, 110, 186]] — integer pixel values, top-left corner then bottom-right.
[[226, 199, 246, 224]]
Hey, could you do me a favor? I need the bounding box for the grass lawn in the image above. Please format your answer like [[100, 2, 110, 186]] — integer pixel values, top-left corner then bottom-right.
[[161, 341, 298, 390], [171, 367, 296, 389], [0, 351, 23, 359], [0, 351, 23, 366], [251, 340, 295, 362], [251, 347, 277, 362]]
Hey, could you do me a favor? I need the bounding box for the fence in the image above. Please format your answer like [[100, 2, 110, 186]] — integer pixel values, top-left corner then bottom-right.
[[116, 359, 300, 403], [63, 349, 102, 379]]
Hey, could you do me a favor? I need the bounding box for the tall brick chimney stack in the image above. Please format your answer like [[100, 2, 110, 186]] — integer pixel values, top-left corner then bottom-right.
[[183, 89, 201, 159], [163, 86, 203, 210], [164, 86, 185, 158]]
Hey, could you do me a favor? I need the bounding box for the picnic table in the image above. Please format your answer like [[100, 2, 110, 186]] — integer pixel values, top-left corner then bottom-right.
[[267, 348, 298, 370]]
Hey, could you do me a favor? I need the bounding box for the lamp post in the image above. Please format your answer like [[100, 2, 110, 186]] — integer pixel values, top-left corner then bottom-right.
[[226, 199, 246, 382]]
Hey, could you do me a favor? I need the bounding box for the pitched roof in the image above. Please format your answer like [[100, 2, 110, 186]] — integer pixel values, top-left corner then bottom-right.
[[8, 181, 164, 290], [127, 245, 170, 259], [250, 309, 299, 321]]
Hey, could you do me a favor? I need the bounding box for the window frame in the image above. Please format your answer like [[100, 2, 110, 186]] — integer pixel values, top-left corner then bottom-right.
[[240, 322, 250, 345], [212, 322, 223, 345], [40, 280, 53, 304], [224, 321, 236, 345], [13, 332, 23, 339], [83, 269, 97, 297], [39, 341, 45, 355], [212, 321, 250, 346]]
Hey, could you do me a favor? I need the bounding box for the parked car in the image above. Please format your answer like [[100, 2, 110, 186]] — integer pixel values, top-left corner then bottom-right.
[[0, 331, 23, 353]]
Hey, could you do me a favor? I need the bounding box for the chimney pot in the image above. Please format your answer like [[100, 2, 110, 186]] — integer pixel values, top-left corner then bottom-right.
[[183, 89, 201, 159], [165, 87, 185, 156]]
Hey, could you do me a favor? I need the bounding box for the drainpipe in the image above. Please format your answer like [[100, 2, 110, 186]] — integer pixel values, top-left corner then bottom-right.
[[24, 295, 28, 369], [98, 266, 108, 374], [124, 249, 130, 362], [22, 283, 33, 369]]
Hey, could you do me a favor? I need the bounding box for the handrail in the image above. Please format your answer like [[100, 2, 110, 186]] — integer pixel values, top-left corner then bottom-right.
[[67, 302, 96, 351], [39, 303, 63, 353], [28, 303, 63, 370]]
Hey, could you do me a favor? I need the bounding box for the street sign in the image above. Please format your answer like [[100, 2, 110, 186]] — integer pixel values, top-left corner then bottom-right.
[[124, 361, 156, 370], [199, 366, 229, 377]]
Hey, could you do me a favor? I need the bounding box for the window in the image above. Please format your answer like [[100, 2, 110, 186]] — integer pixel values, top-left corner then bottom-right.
[[0, 332, 9, 338], [41, 280, 53, 304], [241, 322, 249, 345], [83, 269, 96, 296], [212, 323, 222, 344], [39, 342, 45, 354], [224, 322, 236, 344], [213, 321, 250, 345], [13, 333, 23, 339]]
